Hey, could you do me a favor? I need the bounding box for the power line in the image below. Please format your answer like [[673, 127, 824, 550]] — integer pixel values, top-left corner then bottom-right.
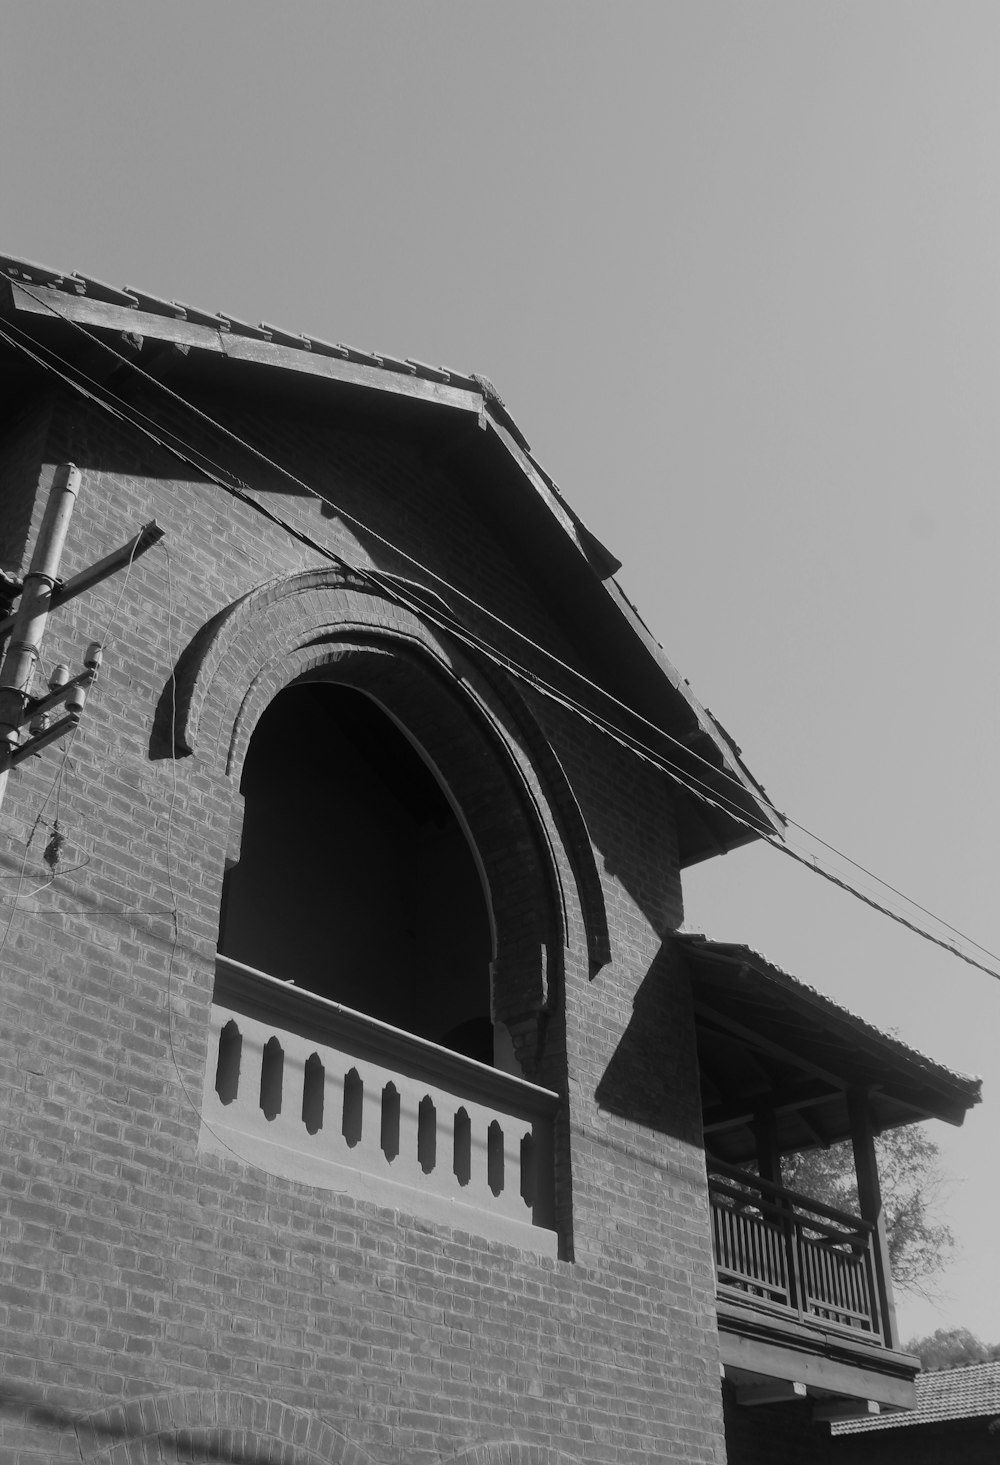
[[3, 282, 779, 819], [2, 293, 998, 982], [0, 313, 769, 838]]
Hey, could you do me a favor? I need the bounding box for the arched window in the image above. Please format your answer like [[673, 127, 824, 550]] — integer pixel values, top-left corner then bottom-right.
[[218, 681, 504, 1066]]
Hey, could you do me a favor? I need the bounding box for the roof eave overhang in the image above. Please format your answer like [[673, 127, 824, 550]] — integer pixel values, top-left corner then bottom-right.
[[681, 935, 981, 1155], [0, 271, 783, 861]]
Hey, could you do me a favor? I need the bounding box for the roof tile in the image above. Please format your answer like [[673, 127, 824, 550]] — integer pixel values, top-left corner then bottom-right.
[[833, 1362, 1000, 1433]]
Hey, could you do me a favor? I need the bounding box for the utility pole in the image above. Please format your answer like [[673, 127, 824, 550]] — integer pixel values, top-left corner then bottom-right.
[[0, 464, 164, 821]]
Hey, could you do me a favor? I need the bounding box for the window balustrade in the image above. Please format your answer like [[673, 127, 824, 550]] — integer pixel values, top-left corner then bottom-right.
[[200, 956, 560, 1255]]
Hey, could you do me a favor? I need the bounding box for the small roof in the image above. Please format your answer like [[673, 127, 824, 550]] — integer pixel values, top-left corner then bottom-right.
[[681, 935, 981, 1162], [832, 1361, 1000, 1434], [0, 252, 782, 867]]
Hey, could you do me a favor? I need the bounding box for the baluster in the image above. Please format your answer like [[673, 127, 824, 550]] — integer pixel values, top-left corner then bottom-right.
[[453, 1107, 472, 1188], [417, 1095, 437, 1176], [215, 1019, 242, 1106], [302, 1052, 324, 1136], [260, 1036, 284, 1122], [342, 1067, 364, 1149]]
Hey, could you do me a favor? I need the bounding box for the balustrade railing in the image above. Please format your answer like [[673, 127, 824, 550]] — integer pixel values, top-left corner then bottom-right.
[[200, 956, 560, 1256], [708, 1160, 883, 1339]]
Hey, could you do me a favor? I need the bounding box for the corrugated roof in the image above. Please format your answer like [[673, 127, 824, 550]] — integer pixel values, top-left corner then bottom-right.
[[833, 1361, 1000, 1433]]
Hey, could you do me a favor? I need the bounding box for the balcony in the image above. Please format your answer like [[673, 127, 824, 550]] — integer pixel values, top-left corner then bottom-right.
[[710, 1161, 883, 1338], [708, 1155, 918, 1412], [199, 956, 560, 1256], [679, 934, 981, 1415]]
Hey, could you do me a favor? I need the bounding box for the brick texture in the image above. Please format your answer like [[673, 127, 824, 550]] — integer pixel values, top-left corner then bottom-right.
[[0, 378, 727, 1465]]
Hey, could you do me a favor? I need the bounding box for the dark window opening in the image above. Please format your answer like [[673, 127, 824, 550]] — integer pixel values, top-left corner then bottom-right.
[[218, 682, 496, 1061]]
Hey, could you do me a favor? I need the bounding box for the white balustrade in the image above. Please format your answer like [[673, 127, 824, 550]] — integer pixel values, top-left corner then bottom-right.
[[200, 957, 559, 1255]]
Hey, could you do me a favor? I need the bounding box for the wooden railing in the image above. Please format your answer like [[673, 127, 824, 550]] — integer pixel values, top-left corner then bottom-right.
[[708, 1160, 884, 1339], [199, 956, 560, 1256]]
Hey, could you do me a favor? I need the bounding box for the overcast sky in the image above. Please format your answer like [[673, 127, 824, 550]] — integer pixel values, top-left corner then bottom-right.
[[3, 1, 998, 1344]]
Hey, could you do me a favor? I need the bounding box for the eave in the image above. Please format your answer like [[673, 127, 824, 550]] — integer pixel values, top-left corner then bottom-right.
[[681, 934, 982, 1163], [0, 255, 784, 864]]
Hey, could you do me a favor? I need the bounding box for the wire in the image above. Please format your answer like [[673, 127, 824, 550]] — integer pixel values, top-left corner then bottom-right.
[[769, 842, 1000, 982], [6, 307, 997, 985], [2, 290, 998, 982], [782, 813, 989, 958], [0, 315, 774, 841], [0, 291, 779, 818], [3, 304, 995, 978]]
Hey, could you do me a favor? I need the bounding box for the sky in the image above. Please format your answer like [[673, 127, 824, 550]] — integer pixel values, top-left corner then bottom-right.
[[2, 2, 998, 1346]]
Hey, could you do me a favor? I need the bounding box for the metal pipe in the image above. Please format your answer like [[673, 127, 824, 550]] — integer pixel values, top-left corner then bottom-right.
[[0, 464, 81, 812]]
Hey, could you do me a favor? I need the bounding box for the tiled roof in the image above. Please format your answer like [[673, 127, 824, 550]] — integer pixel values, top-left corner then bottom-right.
[[832, 1362, 1000, 1433], [679, 935, 982, 1101]]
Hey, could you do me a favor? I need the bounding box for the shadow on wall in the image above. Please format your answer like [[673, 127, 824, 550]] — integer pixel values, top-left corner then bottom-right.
[[0, 1382, 580, 1465], [595, 941, 703, 1148]]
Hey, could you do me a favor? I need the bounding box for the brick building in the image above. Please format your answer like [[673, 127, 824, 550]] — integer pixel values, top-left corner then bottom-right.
[[0, 256, 981, 1465]]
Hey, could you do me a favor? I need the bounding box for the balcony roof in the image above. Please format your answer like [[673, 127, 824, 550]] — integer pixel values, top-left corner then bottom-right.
[[680, 935, 981, 1163]]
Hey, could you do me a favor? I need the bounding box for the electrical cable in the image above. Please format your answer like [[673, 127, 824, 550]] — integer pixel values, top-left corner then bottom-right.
[[10, 283, 979, 940], [2, 308, 995, 978], [0, 291, 780, 815], [1, 293, 998, 981], [4, 310, 996, 982], [0, 314, 772, 840]]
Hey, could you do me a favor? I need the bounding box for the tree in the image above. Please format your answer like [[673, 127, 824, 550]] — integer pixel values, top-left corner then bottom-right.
[[904, 1327, 1000, 1371], [781, 1124, 954, 1298]]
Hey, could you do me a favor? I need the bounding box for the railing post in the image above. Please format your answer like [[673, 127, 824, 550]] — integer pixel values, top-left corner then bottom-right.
[[753, 1108, 803, 1318], [848, 1088, 898, 1348]]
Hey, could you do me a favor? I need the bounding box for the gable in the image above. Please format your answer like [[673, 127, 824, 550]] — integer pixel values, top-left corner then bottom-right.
[[0, 252, 783, 866]]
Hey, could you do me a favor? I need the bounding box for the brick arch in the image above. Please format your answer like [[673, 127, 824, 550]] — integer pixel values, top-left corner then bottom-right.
[[163, 566, 608, 973], [232, 634, 562, 1037], [170, 569, 610, 1031], [74, 1387, 371, 1465], [442, 1446, 579, 1465], [172, 567, 608, 1069]]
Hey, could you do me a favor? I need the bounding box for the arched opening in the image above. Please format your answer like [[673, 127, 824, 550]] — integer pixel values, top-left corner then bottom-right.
[[218, 681, 500, 1063]]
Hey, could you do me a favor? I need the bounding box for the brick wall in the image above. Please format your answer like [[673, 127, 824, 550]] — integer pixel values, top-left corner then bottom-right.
[[0, 392, 53, 574], [0, 381, 728, 1465]]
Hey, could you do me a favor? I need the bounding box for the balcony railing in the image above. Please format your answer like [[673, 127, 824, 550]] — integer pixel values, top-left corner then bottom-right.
[[199, 956, 560, 1255], [708, 1160, 884, 1339]]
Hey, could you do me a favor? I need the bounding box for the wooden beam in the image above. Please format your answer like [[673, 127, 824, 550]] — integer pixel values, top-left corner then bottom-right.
[[812, 1398, 880, 1422], [736, 1380, 807, 1407], [795, 1107, 831, 1148], [753, 1107, 782, 1186], [849, 1088, 899, 1351], [67, 328, 144, 387], [695, 1004, 850, 1090], [8, 282, 483, 414], [718, 1322, 916, 1411], [703, 1078, 840, 1133]]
